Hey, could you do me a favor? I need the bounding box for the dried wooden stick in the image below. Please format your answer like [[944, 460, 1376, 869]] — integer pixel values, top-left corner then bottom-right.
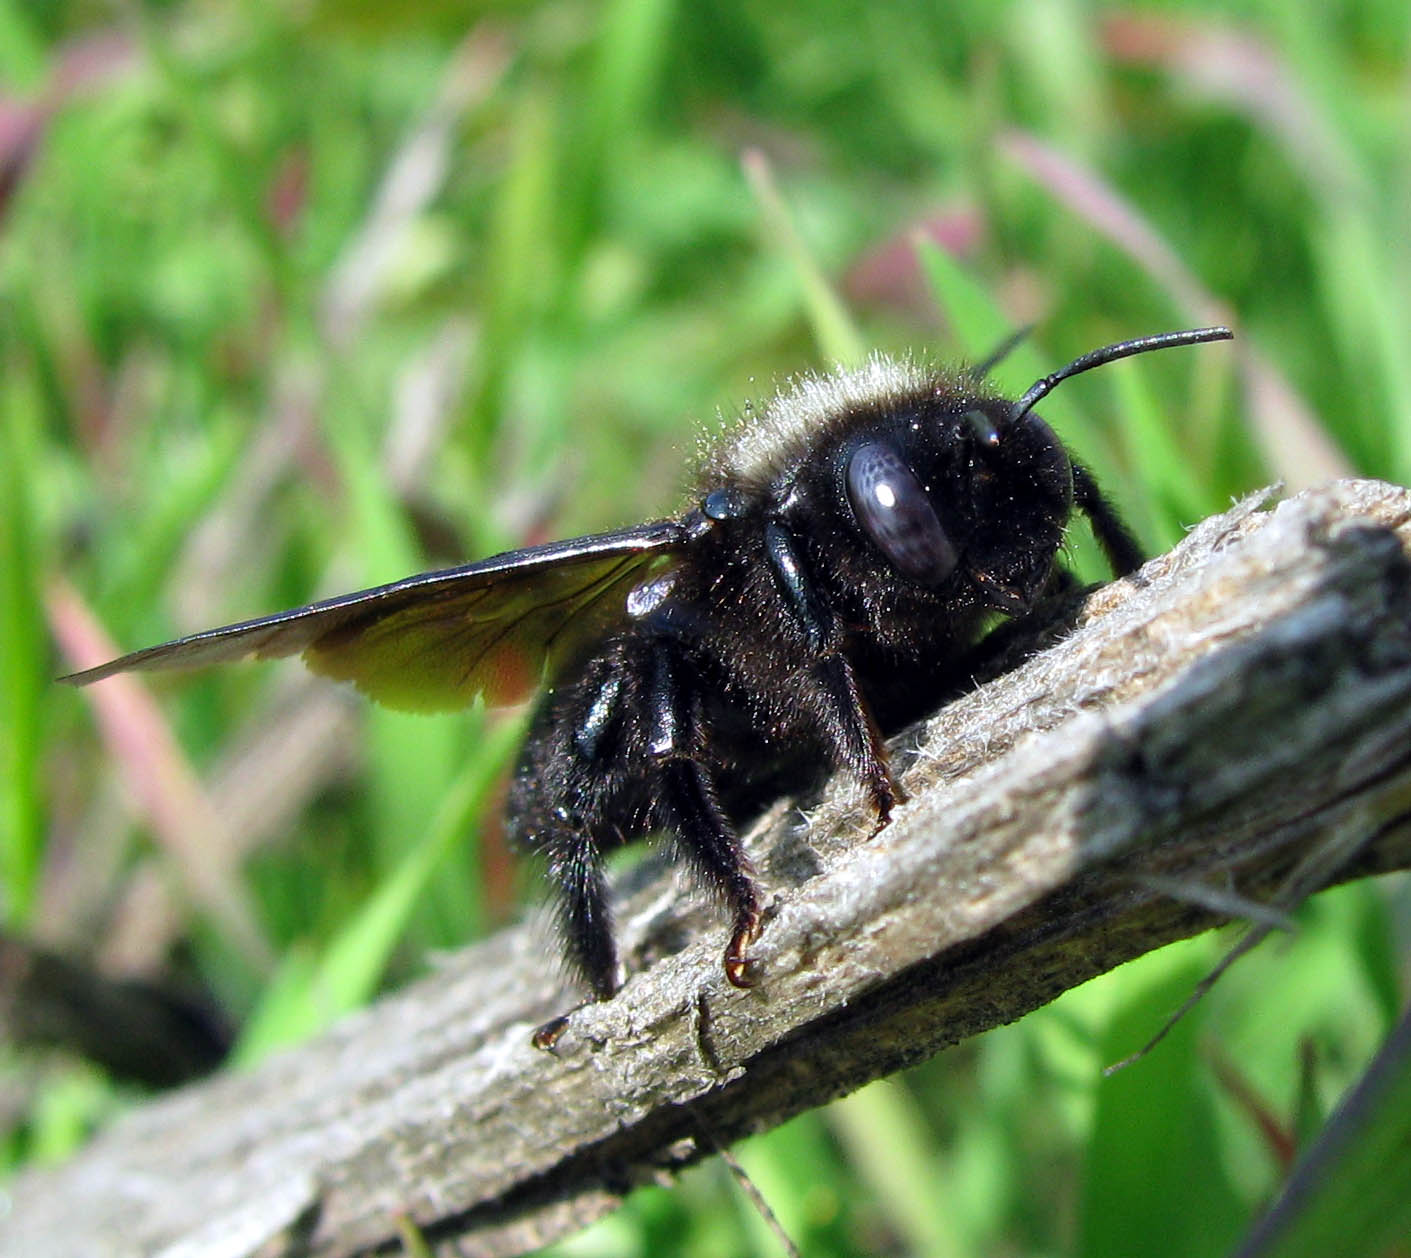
[[8, 479, 1411, 1258]]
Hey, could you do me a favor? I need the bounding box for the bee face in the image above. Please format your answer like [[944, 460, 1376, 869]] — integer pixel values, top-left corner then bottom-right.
[[949, 406, 1077, 612], [759, 384, 1077, 639], [63, 326, 1232, 1041]]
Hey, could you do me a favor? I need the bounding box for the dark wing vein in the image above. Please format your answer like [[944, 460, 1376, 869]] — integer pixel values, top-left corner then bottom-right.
[[62, 520, 689, 712], [463, 550, 646, 680]]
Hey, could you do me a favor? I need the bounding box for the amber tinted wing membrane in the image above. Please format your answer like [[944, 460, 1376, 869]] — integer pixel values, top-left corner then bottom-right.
[[61, 521, 689, 711]]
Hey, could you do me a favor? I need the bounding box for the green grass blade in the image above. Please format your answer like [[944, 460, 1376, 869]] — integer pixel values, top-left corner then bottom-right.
[[0, 377, 46, 923], [232, 710, 524, 1062], [1231, 1005, 1411, 1258]]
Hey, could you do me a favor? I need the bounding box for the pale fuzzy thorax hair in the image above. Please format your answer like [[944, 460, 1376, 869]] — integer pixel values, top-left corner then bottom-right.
[[695, 353, 986, 493]]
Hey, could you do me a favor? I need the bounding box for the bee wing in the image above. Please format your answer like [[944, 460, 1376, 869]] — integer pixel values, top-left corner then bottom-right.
[[61, 520, 690, 711]]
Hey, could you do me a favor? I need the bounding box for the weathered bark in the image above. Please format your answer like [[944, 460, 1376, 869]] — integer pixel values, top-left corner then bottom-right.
[[8, 479, 1411, 1258]]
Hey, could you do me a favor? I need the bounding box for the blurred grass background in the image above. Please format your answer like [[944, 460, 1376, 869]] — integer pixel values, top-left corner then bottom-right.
[[2, 0, 1409, 1254]]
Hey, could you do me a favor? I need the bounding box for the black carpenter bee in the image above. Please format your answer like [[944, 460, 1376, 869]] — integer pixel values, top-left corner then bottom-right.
[[64, 326, 1231, 1043]]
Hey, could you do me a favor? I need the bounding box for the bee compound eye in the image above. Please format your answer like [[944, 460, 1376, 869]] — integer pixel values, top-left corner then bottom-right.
[[845, 442, 958, 585]]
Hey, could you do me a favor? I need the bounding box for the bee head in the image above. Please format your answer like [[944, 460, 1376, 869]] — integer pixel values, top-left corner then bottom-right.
[[840, 326, 1233, 615]]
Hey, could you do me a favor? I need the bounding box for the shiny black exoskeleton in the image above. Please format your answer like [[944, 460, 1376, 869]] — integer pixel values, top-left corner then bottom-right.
[[505, 346, 1160, 1006], [62, 328, 1232, 1037]]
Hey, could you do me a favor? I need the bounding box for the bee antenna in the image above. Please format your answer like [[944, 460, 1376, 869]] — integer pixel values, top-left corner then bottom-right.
[[1011, 326, 1233, 423], [968, 324, 1034, 379]]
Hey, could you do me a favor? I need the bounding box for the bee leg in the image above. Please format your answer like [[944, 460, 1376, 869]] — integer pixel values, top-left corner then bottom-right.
[[542, 825, 619, 1001], [531, 1014, 572, 1051], [762, 519, 899, 827], [657, 758, 762, 988], [529, 824, 619, 1050], [645, 639, 762, 989], [810, 652, 901, 829], [1072, 461, 1144, 576]]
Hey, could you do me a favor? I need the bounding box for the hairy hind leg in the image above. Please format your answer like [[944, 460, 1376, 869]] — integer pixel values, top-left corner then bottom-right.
[[540, 824, 618, 1002], [527, 825, 618, 1052], [656, 758, 762, 988]]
